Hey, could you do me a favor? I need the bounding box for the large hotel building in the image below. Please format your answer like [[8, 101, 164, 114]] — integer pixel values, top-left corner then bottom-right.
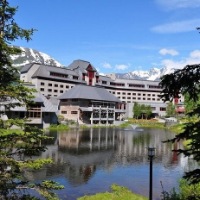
[[20, 59, 184, 125]]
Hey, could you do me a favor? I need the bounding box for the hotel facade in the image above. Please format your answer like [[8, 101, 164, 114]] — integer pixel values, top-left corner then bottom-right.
[[20, 59, 184, 124]]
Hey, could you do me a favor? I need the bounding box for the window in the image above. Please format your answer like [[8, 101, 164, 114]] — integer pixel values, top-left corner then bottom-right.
[[54, 90, 58, 93], [48, 89, 52, 92], [41, 82, 45, 86], [50, 72, 68, 78], [132, 93, 136, 96], [66, 85, 69, 88], [60, 90, 63, 93], [160, 107, 166, 111], [147, 98, 151, 100], [71, 111, 78, 114], [113, 92, 115, 94], [60, 85, 63, 88], [143, 94, 146, 96], [117, 92, 120, 95], [102, 81, 107, 84], [122, 92, 126, 95], [110, 82, 125, 87], [138, 93, 141, 96], [40, 88, 44, 91], [61, 111, 67, 114], [54, 84, 58, 87], [138, 97, 141, 100], [48, 83, 52, 86], [143, 98, 146, 100], [132, 97, 136, 100], [127, 93, 131, 95], [129, 84, 145, 88], [149, 85, 161, 89]]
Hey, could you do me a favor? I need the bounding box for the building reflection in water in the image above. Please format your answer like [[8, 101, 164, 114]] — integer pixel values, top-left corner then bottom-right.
[[23, 127, 190, 187]]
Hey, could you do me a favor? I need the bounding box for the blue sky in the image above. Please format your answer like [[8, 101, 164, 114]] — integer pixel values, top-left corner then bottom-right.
[[11, 0, 200, 73]]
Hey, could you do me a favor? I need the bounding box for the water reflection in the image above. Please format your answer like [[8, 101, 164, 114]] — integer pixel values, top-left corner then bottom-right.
[[24, 127, 194, 200]]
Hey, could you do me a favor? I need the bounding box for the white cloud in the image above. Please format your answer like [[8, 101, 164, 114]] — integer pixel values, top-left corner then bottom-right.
[[101, 62, 129, 71], [102, 62, 112, 69], [160, 49, 200, 69], [115, 64, 129, 71], [156, 0, 200, 10], [159, 48, 179, 56], [190, 50, 200, 58], [151, 19, 200, 33]]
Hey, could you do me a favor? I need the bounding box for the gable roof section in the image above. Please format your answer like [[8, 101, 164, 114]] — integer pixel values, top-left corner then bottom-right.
[[59, 85, 121, 103], [10, 92, 57, 112], [20, 63, 35, 73], [67, 60, 97, 74], [30, 64, 85, 83]]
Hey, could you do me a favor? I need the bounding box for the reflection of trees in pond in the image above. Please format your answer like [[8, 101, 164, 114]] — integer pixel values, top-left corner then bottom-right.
[[42, 130, 58, 145], [80, 165, 96, 183], [26, 127, 194, 190], [132, 132, 151, 146]]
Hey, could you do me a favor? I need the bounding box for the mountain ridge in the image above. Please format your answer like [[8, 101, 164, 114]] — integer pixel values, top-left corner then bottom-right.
[[11, 46, 179, 80], [10, 46, 62, 68]]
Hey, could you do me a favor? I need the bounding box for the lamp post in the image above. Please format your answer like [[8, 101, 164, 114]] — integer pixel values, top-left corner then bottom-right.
[[148, 147, 155, 200]]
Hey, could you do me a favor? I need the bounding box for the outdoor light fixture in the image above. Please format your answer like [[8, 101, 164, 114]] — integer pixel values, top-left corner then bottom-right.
[[148, 147, 155, 157], [148, 147, 155, 200]]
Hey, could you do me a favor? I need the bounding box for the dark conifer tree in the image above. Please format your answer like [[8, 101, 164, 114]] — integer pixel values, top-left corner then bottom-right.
[[0, 1, 63, 199], [160, 64, 200, 184]]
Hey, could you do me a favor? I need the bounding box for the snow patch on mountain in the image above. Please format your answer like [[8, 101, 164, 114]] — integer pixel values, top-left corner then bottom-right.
[[10, 46, 62, 68], [114, 66, 180, 81]]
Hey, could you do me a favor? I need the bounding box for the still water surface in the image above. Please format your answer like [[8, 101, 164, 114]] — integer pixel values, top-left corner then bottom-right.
[[25, 127, 196, 200]]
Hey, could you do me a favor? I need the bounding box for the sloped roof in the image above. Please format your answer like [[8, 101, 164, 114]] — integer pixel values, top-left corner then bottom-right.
[[59, 85, 121, 103], [67, 60, 97, 74], [10, 92, 57, 112], [28, 64, 85, 83], [36, 93, 57, 112], [20, 63, 35, 73], [99, 75, 113, 82]]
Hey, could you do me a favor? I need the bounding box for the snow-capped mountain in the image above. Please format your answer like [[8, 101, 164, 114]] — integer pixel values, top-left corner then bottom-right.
[[114, 66, 179, 81], [10, 46, 180, 81], [10, 46, 62, 68]]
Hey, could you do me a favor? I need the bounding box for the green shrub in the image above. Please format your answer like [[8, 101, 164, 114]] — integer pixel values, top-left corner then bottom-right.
[[78, 184, 147, 200]]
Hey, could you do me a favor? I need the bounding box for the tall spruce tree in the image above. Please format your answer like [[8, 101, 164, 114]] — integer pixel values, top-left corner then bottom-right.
[[0, 1, 63, 199], [160, 64, 200, 184]]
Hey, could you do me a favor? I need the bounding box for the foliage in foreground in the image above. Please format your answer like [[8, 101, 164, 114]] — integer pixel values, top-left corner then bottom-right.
[[160, 64, 200, 184], [161, 179, 200, 200], [0, 0, 63, 199], [78, 184, 147, 200]]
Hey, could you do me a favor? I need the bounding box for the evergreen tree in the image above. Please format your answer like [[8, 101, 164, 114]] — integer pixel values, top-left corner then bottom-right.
[[0, 1, 63, 199], [160, 64, 200, 184]]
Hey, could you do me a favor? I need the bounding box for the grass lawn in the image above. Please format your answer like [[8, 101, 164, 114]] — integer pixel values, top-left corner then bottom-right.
[[78, 184, 147, 200]]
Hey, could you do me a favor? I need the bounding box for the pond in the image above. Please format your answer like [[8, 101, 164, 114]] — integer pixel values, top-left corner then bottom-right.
[[25, 127, 196, 200]]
